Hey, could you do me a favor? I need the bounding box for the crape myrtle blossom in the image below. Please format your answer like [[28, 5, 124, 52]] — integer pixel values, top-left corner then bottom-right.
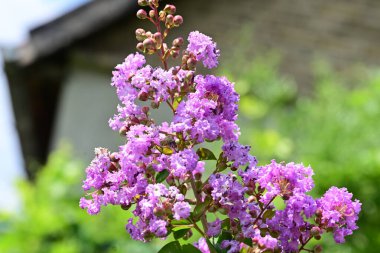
[[80, 0, 361, 252], [317, 187, 361, 243], [187, 31, 220, 69]]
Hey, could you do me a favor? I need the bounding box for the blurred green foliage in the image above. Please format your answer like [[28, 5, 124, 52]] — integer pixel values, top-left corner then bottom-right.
[[223, 55, 380, 252], [0, 146, 161, 253]]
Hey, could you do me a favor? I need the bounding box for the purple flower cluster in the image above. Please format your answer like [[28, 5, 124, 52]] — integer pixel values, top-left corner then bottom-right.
[[81, 0, 361, 252], [317, 187, 361, 243], [187, 31, 220, 69]]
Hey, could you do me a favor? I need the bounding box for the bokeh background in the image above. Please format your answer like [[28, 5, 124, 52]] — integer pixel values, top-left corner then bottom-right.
[[1, 0, 380, 252]]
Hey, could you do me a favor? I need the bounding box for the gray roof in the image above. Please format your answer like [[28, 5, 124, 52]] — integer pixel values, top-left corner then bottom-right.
[[6, 0, 135, 66]]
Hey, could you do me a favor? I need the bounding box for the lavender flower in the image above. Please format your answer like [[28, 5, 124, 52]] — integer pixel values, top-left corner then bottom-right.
[[172, 201, 191, 220], [80, 0, 361, 251], [256, 160, 314, 204], [194, 237, 210, 253], [187, 31, 220, 69], [317, 187, 361, 243]]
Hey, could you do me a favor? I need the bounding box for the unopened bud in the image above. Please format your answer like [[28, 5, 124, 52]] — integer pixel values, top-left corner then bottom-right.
[[202, 184, 212, 194], [138, 92, 149, 101], [119, 125, 129, 136], [165, 14, 174, 28], [136, 42, 144, 52], [136, 9, 147, 19], [135, 28, 146, 41], [316, 208, 323, 217], [187, 58, 197, 69], [142, 106, 150, 114], [172, 37, 184, 47], [137, 0, 148, 6], [164, 4, 176, 14], [149, 0, 159, 7], [173, 15, 183, 26], [153, 32, 162, 45], [149, 9, 155, 18], [182, 55, 190, 65], [110, 152, 119, 162], [159, 10, 166, 21], [143, 38, 155, 50], [311, 227, 321, 237]]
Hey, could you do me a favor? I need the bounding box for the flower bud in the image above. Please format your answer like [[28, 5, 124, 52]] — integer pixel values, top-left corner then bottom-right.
[[173, 15, 183, 26], [311, 226, 321, 237], [143, 38, 155, 50], [159, 10, 166, 21], [136, 9, 147, 19], [149, 9, 155, 19], [119, 125, 129, 136], [202, 184, 212, 194], [137, 0, 148, 6], [164, 4, 176, 14], [315, 208, 323, 217], [110, 152, 119, 162], [136, 42, 144, 52], [165, 14, 174, 28], [187, 58, 197, 69], [138, 92, 149, 101], [153, 32, 162, 45], [142, 106, 150, 114], [172, 37, 184, 47], [194, 172, 202, 181], [149, 0, 159, 7], [135, 28, 146, 41]]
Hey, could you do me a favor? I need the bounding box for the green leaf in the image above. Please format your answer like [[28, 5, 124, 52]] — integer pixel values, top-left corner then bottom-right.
[[263, 209, 275, 220], [182, 244, 202, 253], [174, 228, 191, 240], [171, 219, 192, 226], [242, 238, 253, 247], [162, 147, 174, 155], [221, 218, 230, 230], [156, 170, 170, 183], [197, 148, 217, 160], [217, 230, 233, 245], [158, 241, 182, 253]]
